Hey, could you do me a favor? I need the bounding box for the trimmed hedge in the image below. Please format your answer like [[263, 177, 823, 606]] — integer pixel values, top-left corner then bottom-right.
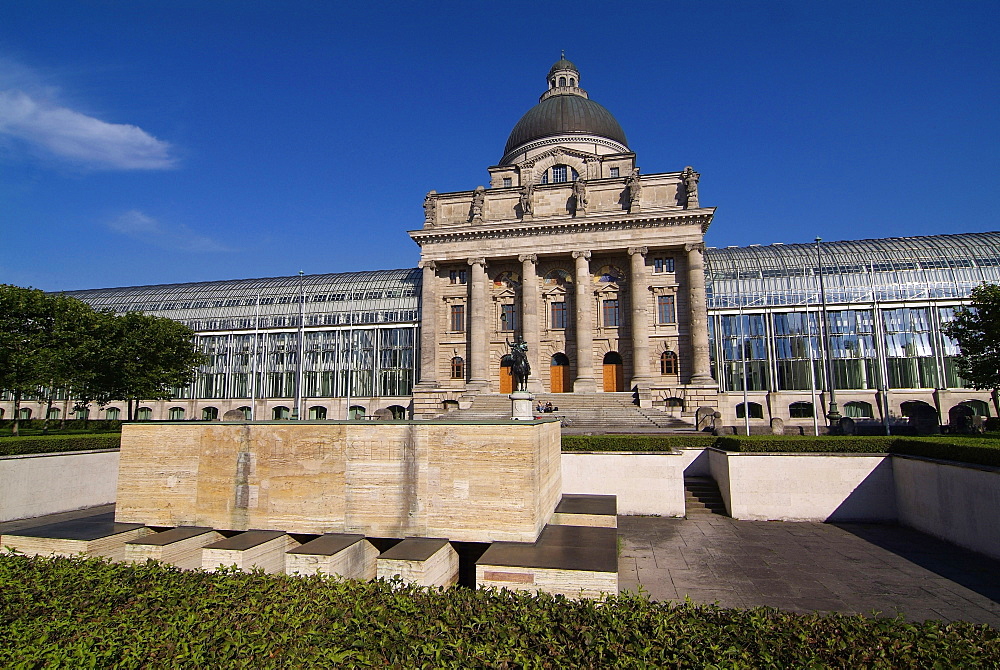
[[561, 434, 715, 452], [715, 435, 1000, 468], [0, 419, 123, 432], [0, 554, 996, 667], [0, 433, 120, 457]]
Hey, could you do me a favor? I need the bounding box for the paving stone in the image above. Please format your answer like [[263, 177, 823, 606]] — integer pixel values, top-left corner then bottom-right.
[[618, 515, 1000, 625]]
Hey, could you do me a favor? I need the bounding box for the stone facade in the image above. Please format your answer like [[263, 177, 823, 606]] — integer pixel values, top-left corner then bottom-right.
[[410, 58, 717, 417]]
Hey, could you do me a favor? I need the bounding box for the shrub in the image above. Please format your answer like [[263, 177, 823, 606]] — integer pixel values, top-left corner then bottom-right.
[[891, 438, 1000, 468], [0, 554, 996, 667], [0, 433, 120, 457], [562, 434, 714, 452], [714, 436, 895, 454]]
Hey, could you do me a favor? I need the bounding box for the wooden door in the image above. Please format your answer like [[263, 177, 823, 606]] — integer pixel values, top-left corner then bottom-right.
[[499, 364, 513, 394], [603, 362, 624, 392], [550, 363, 569, 393]]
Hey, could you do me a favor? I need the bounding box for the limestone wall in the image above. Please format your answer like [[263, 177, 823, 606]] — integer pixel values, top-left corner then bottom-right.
[[894, 456, 1000, 561], [116, 421, 560, 543], [0, 449, 119, 522]]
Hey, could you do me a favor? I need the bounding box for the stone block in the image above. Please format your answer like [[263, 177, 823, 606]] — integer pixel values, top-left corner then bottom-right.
[[286, 534, 379, 579], [124, 527, 223, 569], [376, 537, 458, 587], [201, 530, 299, 574], [2, 518, 151, 562]]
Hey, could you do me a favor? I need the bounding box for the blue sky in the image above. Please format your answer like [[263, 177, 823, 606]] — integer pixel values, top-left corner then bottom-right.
[[2, 1, 997, 291]]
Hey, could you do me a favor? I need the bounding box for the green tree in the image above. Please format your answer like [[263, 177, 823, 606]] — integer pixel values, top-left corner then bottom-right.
[[0, 285, 55, 435], [96, 312, 205, 421], [943, 283, 1000, 416]]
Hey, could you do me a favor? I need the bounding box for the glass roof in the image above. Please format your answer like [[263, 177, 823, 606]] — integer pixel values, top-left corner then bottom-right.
[[705, 232, 1000, 309], [62, 268, 421, 329]]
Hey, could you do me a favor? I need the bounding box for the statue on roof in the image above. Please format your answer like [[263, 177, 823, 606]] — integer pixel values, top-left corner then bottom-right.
[[625, 167, 642, 208], [423, 190, 437, 225], [470, 185, 486, 222], [519, 182, 534, 217], [682, 166, 700, 209]]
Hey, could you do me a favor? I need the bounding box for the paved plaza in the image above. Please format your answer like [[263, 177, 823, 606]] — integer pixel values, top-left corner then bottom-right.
[[618, 515, 1000, 626]]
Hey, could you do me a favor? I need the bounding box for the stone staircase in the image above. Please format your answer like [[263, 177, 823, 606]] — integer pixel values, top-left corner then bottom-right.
[[436, 392, 694, 433], [684, 476, 728, 517]]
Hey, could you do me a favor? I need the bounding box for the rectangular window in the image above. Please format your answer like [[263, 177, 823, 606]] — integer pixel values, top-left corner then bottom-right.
[[502, 177, 512, 188], [653, 257, 674, 273], [610, 167, 619, 178], [450, 304, 465, 332], [551, 301, 567, 329], [501, 303, 517, 331], [449, 269, 468, 285], [603, 299, 620, 327], [657, 295, 676, 324]]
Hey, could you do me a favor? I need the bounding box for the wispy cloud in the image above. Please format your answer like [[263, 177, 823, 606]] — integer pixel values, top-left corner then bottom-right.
[[108, 210, 234, 253], [0, 59, 176, 170]]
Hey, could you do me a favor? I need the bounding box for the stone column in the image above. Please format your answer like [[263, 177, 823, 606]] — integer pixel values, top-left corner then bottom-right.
[[416, 260, 438, 387], [628, 247, 650, 398], [467, 257, 489, 391], [519, 254, 542, 393], [572, 250, 595, 392], [686, 243, 714, 385]]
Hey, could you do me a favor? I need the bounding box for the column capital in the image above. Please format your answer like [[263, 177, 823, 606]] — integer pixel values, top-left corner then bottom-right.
[[684, 242, 705, 254], [467, 257, 487, 268], [572, 250, 592, 261], [418, 259, 437, 270], [518, 253, 538, 264], [627, 246, 648, 257]]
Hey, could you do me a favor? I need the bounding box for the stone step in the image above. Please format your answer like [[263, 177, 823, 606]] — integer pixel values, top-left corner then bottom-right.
[[683, 477, 728, 517]]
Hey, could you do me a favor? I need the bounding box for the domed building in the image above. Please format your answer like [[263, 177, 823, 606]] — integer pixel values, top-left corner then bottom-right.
[[410, 56, 717, 417]]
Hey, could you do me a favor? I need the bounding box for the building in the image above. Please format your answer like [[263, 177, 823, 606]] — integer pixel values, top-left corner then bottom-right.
[[4, 58, 998, 431]]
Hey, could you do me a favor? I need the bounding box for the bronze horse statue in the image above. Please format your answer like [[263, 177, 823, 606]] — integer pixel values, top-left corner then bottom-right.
[[505, 336, 531, 393]]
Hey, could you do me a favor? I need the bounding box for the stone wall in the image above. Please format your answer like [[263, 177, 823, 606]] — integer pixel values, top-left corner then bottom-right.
[[116, 421, 561, 543], [0, 449, 119, 522]]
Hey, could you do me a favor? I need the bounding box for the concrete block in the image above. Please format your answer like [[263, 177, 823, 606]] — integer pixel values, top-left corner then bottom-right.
[[125, 527, 223, 569], [286, 534, 379, 579], [201, 530, 299, 574], [376, 537, 458, 587]]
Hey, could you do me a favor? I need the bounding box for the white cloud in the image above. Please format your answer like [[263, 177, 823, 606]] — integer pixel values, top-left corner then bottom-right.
[[108, 210, 234, 253], [0, 70, 176, 170]]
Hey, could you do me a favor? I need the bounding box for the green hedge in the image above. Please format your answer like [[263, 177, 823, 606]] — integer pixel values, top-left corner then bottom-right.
[[0, 419, 123, 432], [561, 434, 715, 452], [715, 435, 1000, 468], [714, 436, 896, 454], [0, 554, 995, 667], [0, 433, 120, 457]]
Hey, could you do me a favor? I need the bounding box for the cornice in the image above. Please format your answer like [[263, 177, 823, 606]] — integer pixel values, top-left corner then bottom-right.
[[408, 207, 716, 246]]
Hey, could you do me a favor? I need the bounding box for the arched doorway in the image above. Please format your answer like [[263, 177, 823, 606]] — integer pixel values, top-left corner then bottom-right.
[[602, 351, 624, 392], [900, 400, 939, 434], [550, 353, 570, 393], [499, 356, 513, 394]]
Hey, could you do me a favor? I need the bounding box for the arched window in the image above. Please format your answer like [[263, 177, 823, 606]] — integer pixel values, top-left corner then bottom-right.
[[202, 407, 218, 421], [844, 401, 873, 418], [272, 406, 290, 420], [558, 76, 566, 86], [664, 397, 684, 410], [451, 356, 465, 379], [18, 408, 32, 420], [660, 351, 678, 375], [47, 408, 60, 420], [168, 407, 185, 421], [349, 405, 366, 420], [74, 407, 88, 420], [736, 402, 764, 419], [236, 406, 252, 420], [105, 407, 121, 421], [308, 405, 327, 420], [136, 407, 153, 421], [962, 399, 990, 416], [788, 402, 814, 418], [569, 77, 576, 87], [387, 405, 407, 419]]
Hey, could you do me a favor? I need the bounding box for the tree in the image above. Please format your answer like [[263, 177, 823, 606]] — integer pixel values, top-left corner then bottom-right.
[[95, 312, 205, 421], [0, 285, 55, 435], [943, 283, 1000, 417]]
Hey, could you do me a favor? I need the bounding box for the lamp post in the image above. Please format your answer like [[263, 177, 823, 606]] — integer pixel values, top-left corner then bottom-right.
[[815, 238, 841, 430], [293, 270, 305, 421]]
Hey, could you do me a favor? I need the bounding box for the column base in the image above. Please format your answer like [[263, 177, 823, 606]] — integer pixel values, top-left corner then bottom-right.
[[573, 377, 597, 393]]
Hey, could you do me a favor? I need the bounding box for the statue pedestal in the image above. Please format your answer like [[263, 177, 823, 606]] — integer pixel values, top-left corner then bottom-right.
[[509, 392, 535, 421]]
